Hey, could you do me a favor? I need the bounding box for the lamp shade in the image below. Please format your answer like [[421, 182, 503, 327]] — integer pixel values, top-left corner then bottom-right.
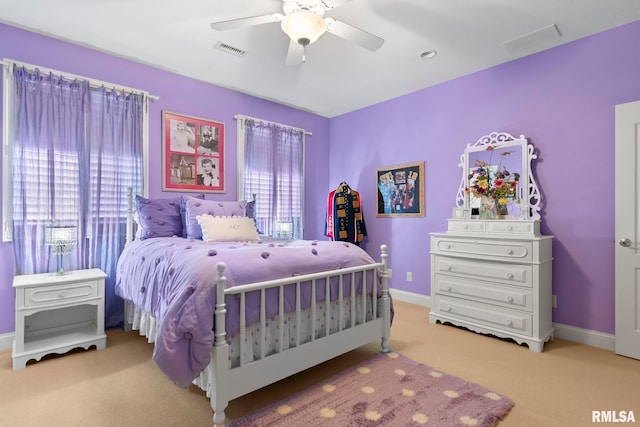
[[45, 225, 78, 253], [281, 10, 327, 46]]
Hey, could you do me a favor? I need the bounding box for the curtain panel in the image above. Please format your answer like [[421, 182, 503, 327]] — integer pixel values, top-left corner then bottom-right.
[[11, 67, 144, 328], [242, 119, 304, 238]]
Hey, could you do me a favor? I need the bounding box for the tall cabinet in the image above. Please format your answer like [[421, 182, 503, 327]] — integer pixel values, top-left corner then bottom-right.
[[429, 219, 554, 352]]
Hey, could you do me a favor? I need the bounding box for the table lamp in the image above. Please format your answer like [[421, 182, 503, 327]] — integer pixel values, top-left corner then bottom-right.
[[45, 224, 77, 275]]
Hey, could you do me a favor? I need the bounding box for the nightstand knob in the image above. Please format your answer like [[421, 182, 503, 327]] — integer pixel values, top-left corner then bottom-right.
[[446, 286, 452, 292], [444, 244, 451, 249], [507, 296, 514, 303], [463, 224, 468, 229], [444, 265, 452, 271], [506, 273, 514, 279], [506, 320, 513, 326], [443, 306, 452, 312], [507, 249, 514, 255], [58, 291, 68, 298], [507, 226, 513, 231]]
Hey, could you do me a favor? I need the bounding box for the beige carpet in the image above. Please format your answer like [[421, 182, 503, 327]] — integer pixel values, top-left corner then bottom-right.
[[0, 300, 639, 427]]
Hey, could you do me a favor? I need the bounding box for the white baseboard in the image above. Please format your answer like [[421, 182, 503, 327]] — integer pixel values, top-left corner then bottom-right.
[[390, 289, 616, 352], [0, 332, 13, 351], [553, 322, 615, 351], [0, 293, 617, 353], [389, 288, 431, 307]]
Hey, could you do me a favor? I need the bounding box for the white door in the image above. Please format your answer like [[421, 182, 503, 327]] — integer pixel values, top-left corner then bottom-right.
[[615, 100, 640, 360]]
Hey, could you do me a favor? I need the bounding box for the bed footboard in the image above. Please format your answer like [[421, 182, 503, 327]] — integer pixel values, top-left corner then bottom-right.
[[208, 244, 390, 426]]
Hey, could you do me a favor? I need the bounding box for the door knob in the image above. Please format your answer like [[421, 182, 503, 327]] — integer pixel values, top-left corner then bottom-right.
[[619, 238, 632, 247]]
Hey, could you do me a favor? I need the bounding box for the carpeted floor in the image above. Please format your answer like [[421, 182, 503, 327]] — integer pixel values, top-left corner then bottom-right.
[[228, 352, 513, 426]]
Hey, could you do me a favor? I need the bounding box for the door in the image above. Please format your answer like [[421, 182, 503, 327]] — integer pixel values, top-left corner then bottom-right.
[[615, 100, 640, 360]]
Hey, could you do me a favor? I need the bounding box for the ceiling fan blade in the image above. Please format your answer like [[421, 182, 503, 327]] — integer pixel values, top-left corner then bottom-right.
[[320, 0, 351, 10], [285, 40, 304, 66], [325, 18, 384, 51], [211, 13, 283, 31]]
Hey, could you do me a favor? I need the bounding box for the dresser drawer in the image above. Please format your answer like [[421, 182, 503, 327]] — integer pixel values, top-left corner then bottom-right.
[[433, 255, 532, 287], [432, 236, 532, 262], [24, 281, 99, 308], [433, 295, 532, 336], [434, 274, 532, 311]]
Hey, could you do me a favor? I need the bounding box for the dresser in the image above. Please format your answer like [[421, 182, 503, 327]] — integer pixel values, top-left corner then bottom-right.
[[430, 219, 554, 352], [12, 268, 107, 369]]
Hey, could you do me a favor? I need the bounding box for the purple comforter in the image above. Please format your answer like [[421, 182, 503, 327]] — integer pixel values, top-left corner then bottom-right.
[[115, 237, 381, 387]]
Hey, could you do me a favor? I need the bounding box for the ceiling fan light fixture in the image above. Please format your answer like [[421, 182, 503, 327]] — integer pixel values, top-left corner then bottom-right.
[[281, 9, 327, 46]]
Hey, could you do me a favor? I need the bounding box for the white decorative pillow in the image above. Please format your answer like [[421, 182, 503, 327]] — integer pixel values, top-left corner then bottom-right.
[[197, 215, 260, 242]]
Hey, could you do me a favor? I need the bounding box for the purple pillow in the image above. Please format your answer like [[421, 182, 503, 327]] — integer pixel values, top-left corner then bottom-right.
[[244, 200, 255, 219], [180, 194, 205, 237], [184, 196, 246, 239], [135, 195, 182, 240]]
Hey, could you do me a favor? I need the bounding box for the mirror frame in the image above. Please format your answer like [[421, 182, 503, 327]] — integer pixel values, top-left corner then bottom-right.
[[455, 131, 541, 220]]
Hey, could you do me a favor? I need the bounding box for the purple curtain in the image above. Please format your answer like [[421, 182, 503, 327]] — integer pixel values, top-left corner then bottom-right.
[[243, 119, 304, 238], [11, 66, 143, 328]]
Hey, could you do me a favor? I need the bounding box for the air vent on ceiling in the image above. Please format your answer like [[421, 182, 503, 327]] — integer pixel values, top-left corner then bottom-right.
[[214, 41, 247, 57], [501, 24, 561, 54]]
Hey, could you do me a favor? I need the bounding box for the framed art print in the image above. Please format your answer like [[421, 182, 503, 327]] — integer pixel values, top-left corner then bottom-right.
[[162, 110, 225, 193], [376, 161, 425, 217]]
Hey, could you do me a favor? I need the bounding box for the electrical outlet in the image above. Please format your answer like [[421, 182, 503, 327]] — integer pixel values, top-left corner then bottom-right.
[[552, 295, 557, 308], [387, 268, 392, 278], [406, 272, 413, 282]]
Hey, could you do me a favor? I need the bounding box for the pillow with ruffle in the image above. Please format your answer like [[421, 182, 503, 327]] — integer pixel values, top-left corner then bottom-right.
[[135, 195, 182, 240], [184, 196, 246, 239], [197, 215, 260, 242]]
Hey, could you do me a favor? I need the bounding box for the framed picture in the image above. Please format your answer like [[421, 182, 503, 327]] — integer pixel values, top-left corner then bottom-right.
[[162, 111, 225, 193], [376, 161, 425, 217], [452, 207, 471, 219]]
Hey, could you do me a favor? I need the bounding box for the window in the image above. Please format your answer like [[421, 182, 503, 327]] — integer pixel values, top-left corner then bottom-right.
[[2, 61, 151, 328], [237, 117, 305, 238]]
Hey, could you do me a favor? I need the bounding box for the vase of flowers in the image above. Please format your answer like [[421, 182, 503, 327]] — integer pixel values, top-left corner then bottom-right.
[[465, 145, 520, 219]]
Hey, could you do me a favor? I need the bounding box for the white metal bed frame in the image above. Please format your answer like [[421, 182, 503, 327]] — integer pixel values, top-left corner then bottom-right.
[[123, 189, 392, 426]]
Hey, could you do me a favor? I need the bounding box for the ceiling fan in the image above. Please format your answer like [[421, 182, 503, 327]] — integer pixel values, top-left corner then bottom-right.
[[210, 0, 384, 65]]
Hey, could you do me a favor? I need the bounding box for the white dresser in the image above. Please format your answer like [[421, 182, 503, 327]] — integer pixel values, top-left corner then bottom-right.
[[430, 219, 554, 352]]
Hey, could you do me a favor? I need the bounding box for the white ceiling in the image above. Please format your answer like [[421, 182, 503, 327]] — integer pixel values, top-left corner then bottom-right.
[[1, 0, 639, 117]]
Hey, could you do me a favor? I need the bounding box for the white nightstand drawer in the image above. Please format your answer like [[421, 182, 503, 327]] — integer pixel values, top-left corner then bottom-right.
[[24, 281, 98, 307], [433, 255, 532, 287], [434, 274, 532, 311], [433, 236, 532, 261], [433, 295, 532, 336]]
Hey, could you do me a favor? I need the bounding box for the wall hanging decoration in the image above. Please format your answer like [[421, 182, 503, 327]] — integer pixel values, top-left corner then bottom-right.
[[376, 161, 425, 217], [162, 110, 225, 193]]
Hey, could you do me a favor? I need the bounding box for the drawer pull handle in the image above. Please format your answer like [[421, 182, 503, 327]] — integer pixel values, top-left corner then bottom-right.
[[443, 307, 452, 312], [444, 265, 452, 271], [444, 244, 451, 250], [506, 320, 513, 326], [506, 273, 514, 280], [506, 296, 514, 303], [446, 286, 453, 292], [507, 249, 514, 255], [463, 224, 468, 229], [507, 226, 513, 231], [58, 291, 68, 298]]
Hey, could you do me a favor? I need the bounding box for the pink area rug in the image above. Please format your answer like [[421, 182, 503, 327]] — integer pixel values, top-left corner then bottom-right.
[[228, 352, 513, 426]]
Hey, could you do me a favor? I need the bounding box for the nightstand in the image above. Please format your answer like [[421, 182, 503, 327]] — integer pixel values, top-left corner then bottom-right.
[[12, 268, 107, 369]]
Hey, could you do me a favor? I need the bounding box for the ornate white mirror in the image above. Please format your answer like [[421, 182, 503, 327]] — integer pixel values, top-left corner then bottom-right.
[[455, 132, 541, 220]]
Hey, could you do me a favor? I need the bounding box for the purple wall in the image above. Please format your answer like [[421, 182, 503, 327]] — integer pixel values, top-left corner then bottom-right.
[[1, 20, 639, 337], [330, 20, 640, 335], [0, 23, 329, 334]]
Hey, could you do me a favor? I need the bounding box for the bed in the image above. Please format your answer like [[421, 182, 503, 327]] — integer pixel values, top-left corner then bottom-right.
[[115, 189, 392, 426]]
